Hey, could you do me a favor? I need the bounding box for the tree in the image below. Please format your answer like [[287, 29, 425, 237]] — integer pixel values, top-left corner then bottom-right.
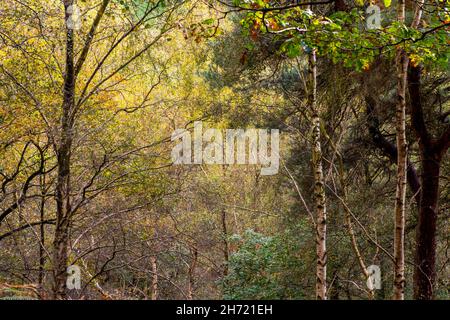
[[392, 0, 408, 300], [308, 50, 328, 300]]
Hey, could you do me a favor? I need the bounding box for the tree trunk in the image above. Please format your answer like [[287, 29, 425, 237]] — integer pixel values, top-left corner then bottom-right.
[[221, 166, 229, 276], [309, 49, 327, 300], [52, 0, 76, 299], [38, 173, 46, 296], [393, 0, 408, 300], [407, 2, 441, 299], [150, 256, 158, 300], [393, 53, 408, 300], [52, 220, 70, 299], [414, 153, 440, 299], [408, 65, 448, 299]]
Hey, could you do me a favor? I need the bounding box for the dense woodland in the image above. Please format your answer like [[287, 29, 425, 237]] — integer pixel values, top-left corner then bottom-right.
[[0, 0, 448, 300]]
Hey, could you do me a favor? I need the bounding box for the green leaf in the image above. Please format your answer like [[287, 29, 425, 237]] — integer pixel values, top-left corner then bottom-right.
[[383, 0, 392, 7], [202, 18, 214, 25], [282, 42, 301, 58]]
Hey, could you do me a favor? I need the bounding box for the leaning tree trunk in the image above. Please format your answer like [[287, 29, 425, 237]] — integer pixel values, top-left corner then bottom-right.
[[52, 0, 76, 299], [309, 49, 327, 300]]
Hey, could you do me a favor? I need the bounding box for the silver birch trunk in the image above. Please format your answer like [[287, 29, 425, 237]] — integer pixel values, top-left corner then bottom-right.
[[309, 50, 327, 300], [393, 0, 408, 300]]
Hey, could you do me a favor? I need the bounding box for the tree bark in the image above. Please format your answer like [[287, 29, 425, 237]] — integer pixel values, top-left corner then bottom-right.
[[408, 65, 448, 299], [52, 0, 76, 299], [407, 2, 441, 298], [393, 0, 408, 300], [150, 256, 158, 300], [221, 166, 229, 276], [309, 49, 327, 300], [38, 173, 46, 296], [414, 152, 440, 299]]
